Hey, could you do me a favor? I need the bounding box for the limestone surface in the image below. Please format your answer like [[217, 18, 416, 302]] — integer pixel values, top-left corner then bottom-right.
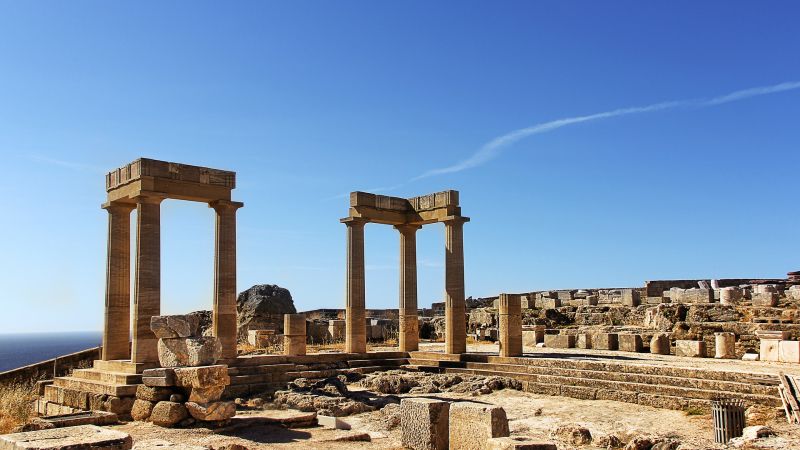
[[149, 401, 189, 427], [399, 398, 449, 450], [174, 365, 230, 389], [486, 437, 557, 450], [157, 337, 222, 368], [150, 315, 201, 339], [130, 399, 156, 421], [448, 401, 510, 450], [185, 401, 236, 421], [186, 385, 225, 403], [0, 425, 132, 450]]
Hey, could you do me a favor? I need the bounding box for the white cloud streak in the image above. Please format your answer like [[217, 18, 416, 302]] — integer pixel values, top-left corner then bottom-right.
[[413, 80, 800, 180]]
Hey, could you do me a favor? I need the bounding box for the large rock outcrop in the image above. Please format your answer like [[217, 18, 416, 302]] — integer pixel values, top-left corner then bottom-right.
[[236, 284, 296, 341]]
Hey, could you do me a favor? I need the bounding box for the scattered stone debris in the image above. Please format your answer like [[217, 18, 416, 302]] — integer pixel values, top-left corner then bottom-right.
[[358, 370, 522, 395], [273, 375, 399, 417], [552, 424, 592, 446]]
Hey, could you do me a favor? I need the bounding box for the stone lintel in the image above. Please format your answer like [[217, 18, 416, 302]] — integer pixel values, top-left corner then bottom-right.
[[106, 159, 236, 204]]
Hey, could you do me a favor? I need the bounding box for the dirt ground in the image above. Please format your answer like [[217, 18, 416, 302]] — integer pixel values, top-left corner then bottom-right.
[[113, 386, 800, 450]]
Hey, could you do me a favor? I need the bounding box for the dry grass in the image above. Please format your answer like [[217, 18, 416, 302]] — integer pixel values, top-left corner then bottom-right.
[[0, 383, 36, 434]]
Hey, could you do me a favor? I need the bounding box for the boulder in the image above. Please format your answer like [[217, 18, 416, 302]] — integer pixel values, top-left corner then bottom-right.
[[174, 365, 230, 388], [237, 284, 296, 340], [150, 315, 201, 339], [185, 401, 237, 422], [157, 337, 222, 367], [130, 399, 156, 422], [135, 385, 173, 402], [149, 401, 189, 428]]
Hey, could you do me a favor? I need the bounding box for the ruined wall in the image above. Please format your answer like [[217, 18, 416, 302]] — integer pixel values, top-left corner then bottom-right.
[[0, 347, 101, 386]]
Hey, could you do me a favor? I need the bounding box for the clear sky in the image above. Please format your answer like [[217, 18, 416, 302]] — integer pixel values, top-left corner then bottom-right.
[[0, 2, 798, 333]]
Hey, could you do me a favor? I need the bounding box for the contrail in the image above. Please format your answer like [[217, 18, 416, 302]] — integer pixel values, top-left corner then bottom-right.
[[413, 80, 800, 180]]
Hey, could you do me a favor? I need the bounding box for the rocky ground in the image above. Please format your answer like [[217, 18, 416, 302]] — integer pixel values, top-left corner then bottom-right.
[[107, 369, 800, 449]]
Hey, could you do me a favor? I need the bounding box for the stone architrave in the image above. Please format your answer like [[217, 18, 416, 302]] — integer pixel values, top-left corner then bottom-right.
[[445, 217, 468, 354], [714, 332, 736, 359], [132, 195, 164, 364], [343, 218, 367, 354], [102, 202, 135, 361], [498, 294, 522, 357], [284, 314, 307, 356], [396, 224, 421, 352], [400, 398, 450, 450], [210, 200, 243, 360], [449, 402, 510, 450]]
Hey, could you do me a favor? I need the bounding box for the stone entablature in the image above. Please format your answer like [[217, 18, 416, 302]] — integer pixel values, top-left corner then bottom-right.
[[347, 190, 463, 225], [105, 158, 236, 203]]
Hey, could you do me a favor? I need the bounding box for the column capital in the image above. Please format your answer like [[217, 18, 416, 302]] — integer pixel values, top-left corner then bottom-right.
[[442, 216, 470, 226], [340, 217, 369, 228], [209, 199, 244, 213], [131, 193, 166, 205], [101, 201, 136, 214], [394, 223, 422, 234]]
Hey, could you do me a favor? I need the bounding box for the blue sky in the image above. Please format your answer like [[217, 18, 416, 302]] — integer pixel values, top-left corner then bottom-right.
[[0, 2, 798, 333]]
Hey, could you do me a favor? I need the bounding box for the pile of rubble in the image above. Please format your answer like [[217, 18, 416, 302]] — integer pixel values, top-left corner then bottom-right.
[[273, 374, 398, 417], [130, 315, 236, 428], [358, 370, 523, 395]]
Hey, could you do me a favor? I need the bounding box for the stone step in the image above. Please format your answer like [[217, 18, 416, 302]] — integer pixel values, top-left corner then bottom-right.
[[232, 351, 408, 367], [227, 364, 296, 376], [71, 369, 142, 385], [53, 376, 138, 397], [347, 358, 408, 368], [229, 373, 288, 385], [407, 359, 775, 397], [92, 360, 156, 374], [435, 366, 780, 408]]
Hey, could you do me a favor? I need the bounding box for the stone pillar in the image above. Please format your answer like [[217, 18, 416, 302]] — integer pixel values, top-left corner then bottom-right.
[[102, 202, 135, 361], [132, 195, 163, 364], [498, 294, 522, 357], [210, 200, 243, 360], [715, 332, 736, 359], [396, 224, 421, 352], [444, 217, 468, 354], [343, 218, 367, 353], [284, 314, 307, 356]]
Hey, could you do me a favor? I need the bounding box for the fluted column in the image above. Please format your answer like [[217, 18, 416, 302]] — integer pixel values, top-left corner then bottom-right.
[[102, 202, 135, 361], [395, 224, 421, 352], [444, 217, 469, 354], [131, 195, 163, 364], [211, 200, 243, 360], [498, 293, 522, 357], [344, 218, 367, 353]]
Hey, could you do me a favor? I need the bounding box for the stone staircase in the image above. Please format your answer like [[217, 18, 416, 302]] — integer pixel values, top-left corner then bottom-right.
[[405, 351, 781, 412]]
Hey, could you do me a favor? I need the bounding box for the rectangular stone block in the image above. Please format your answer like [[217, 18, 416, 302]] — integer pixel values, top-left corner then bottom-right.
[[618, 334, 643, 352], [760, 339, 780, 362], [0, 425, 132, 450], [675, 340, 706, 357], [669, 288, 713, 304], [400, 398, 450, 450], [576, 334, 592, 349], [544, 334, 574, 349], [779, 340, 800, 363], [621, 289, 640, 307], [173, 365, 230, 388], [592, 333, 618, 350], [449, 401, 509, 450], [521, 327, 544, 347], [538, 298, 561, 309], [752, 292, 778, 307]]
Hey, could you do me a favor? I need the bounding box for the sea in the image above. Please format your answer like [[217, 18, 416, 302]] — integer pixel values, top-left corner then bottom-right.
[[0, 331, 102, 373]]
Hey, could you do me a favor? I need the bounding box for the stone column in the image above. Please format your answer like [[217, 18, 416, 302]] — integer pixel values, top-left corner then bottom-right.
[[210, 200, 243, 360], [715, 332, 736, 359], [102, 202, 135, 361], [132, 195, 163, 364], [650, 334, 671, 355], [343, 218, 367, 353], [396, 224, 421, 352], [444, 217, 469, 354], [284, 314, 307, 356], [498, 293, 522, 357]]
